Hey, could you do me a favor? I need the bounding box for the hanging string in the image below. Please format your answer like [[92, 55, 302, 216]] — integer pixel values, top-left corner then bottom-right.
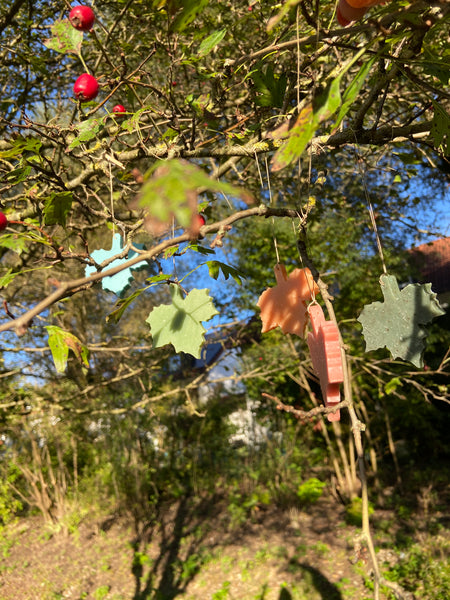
[[255, 151, 280, 263], [171, 216, 178, 280], [108, 162, 115, 238], [355, 148, 388, 275], [264, 155, 280, 264]]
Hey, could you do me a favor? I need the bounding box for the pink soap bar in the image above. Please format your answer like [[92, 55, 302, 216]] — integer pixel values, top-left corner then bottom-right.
[[307, 304, 344, 421], [346, 0, 386, 7], [338, 0, 367, 24], [257, 264, 319, 338]]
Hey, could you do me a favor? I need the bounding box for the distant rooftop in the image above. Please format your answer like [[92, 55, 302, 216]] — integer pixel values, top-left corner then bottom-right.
[[410, 237, 450, 298]]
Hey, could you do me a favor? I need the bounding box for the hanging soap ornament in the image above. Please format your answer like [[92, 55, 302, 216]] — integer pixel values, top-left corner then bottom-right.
[[357, 274, 445, 368], [85, 233, 146, 296], [307, 304, 344, 422], [257, 264, 319, 337]]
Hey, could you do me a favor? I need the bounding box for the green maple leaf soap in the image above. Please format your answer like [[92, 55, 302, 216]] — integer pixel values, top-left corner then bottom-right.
[[146, 285, 219, 358], [357, 274, 445, 368]]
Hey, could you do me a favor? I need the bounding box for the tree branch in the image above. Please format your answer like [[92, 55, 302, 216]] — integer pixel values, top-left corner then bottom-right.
[[47, 121, 432, 196], [0, 204, 308, 336]]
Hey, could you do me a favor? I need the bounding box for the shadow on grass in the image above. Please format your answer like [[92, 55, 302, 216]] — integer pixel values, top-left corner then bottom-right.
[[131, 493, 220, 600], [278, 587, 293, 600], [298, 562, 343, 600]]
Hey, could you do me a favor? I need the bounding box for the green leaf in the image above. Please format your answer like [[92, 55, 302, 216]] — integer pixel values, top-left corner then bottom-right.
[[137, 159, 253, 230], [107, 273, 173, 323], [45, 325, 90, 373], [313, 76, 343, 123], [1, 165, 32, 185], [68, 118, 104, 149], [430, 102, 450, 156], [198, 29, 226, 57], [146, 285, 219, 358], [43, 192, 73, 227], [357, 274, 445, 368], [120, 106, 156, 134], [271, 75, 344, 172], [420, 54, 450, 85], [271, 46, 371, 171], [270, 107, 315, 172], [186, 93, 214, 117], [206, 260, 245, 285], [171, 0, 208, 32], [0, 136, 42, 159], [333, 57, 376, 130], [164, 246, 180, 259], [187, 242, 215, 256], [0, 234, 28, 255], [106, 289, 146, 324], [43, 20, 83, 55], [146, 272, 174, 284], [252, 64, 287, 108], [161, 127, 179, 141], [266, 0, 302, 32], [0, 265, 52, 289], [384, 377, 402, 395], [0, 269, 17, 289]]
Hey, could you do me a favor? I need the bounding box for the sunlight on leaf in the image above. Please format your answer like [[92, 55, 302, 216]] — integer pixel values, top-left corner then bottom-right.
[[206, 260, 245, 285], [46, 325, 90, 373], [146, 285, 219, 358], [133, 159, 253, 235], [171, 0, 208, 32], [270, 107, 314, 172], [198, 29, 226, 57], [68, 118, 104, 150], [44, 20, 83, 55]]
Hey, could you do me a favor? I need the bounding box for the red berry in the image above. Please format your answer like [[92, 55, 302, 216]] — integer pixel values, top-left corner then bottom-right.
[[73, 73, 99, 101], [196, 214, 206, 227], [69, 5, 95, 31], [112, 104, 126, 114], [0, 212, 8, 231]]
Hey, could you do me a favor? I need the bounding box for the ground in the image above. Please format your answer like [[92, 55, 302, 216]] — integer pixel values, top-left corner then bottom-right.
[[0, 495, 446, 600]]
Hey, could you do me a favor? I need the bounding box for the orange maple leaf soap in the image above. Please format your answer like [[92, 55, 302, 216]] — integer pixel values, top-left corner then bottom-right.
[[307, 304, 344, 422], [257, 264, 319, 337]]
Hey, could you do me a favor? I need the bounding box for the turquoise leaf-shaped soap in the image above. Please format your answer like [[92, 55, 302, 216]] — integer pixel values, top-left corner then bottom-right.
[[146, 284, 219, 358], [357, 274, 445, 368], [85, 233, 145, 296]]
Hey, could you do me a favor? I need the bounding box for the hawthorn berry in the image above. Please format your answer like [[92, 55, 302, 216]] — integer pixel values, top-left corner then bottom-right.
[[196, 214, 206, 227], [0, 211, 8, 231], [69, 5, 95, 31], [73, 73, 99, 101], [112, 104, 126, 114]]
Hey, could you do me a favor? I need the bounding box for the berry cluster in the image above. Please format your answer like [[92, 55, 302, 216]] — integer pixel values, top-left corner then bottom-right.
[[70, 5, 126, 114], [0, 6, 129, 232]]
